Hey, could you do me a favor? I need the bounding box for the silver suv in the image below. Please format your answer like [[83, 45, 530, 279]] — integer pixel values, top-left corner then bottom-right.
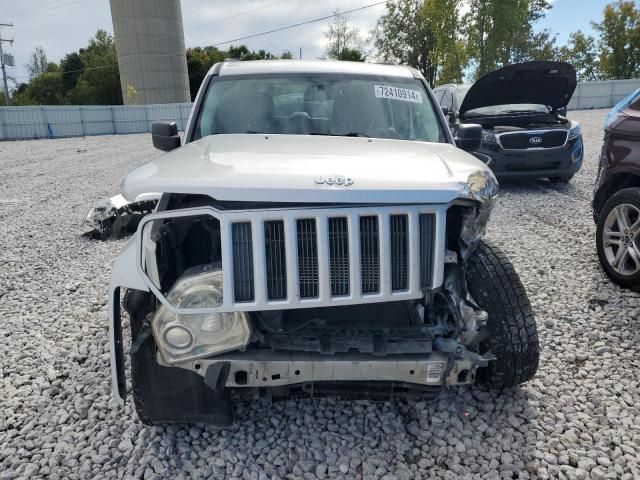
[[107, 60, 539, 425]]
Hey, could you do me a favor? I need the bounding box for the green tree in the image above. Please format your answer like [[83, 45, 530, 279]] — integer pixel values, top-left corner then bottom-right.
[[466, 0, 554, 78], [424, 0, 467, 84], [373, 0, 466, 85], [593, 1, 640, 79], [14, 72, 64, 105], [557, 30, 600, 81], [280, 50, 295, 59], [59, 52, 84, 95], [325, 10, 366, 61], [9, 83, 29, 105], [187, 45, 286, 99], [186, 47, 216, 101], [67, 30, 121, 105], [338, 48, 366, 62], [227, 45, 278, 61], [373, 0, 438, 84], [25, 46, 49, 80]]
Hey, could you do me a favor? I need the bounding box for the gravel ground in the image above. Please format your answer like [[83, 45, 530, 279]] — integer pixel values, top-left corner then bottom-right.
[[1, 109, 639, 480]]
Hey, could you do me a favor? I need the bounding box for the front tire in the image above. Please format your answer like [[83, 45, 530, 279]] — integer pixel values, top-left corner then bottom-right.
[[596, 188, 640, 291], [465, 241, 539, 389], [124, 290, 234, 426]]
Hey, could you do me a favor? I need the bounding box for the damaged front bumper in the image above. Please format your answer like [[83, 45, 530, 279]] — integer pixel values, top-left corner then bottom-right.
[[86, 193, 160, 238], [161, 349, 493, 388], [108, 200, 496, 405]]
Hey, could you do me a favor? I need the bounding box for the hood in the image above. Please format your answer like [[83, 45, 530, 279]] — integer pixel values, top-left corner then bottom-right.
[[122, 134, 488, 205], [459, 61, 577, 115]]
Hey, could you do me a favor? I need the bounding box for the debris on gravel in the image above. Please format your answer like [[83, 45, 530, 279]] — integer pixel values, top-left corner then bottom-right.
[[1, 110, 639, 479]]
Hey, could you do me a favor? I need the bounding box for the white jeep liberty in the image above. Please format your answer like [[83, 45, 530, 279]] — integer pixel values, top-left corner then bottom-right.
[[108, 60, 539, 425]]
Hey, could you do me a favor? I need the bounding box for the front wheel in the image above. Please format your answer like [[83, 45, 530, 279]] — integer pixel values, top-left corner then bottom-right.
[[465, 241, 539, 389], [124, 289, 234, 426], [596, 188, 640, 291]]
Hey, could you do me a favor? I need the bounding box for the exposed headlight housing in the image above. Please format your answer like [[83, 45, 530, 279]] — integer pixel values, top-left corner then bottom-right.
[[152, 266, 251, 365], [465, 169, 499, 206], [568, 121, 582, 140], [459, 169, 499, 259], [460, 205, 492, 258]]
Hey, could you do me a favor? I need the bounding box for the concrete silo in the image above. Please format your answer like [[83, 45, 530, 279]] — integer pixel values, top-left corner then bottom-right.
[[109, 0, 191, 105]]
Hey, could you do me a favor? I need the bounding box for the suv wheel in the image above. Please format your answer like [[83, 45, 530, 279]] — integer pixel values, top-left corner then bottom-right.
[[124, 289, 234, 426], [596, 188, 640, 290], [465, 240, 539, 389]]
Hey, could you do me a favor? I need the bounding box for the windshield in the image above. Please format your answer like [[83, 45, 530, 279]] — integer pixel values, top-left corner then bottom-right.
[[192, 73, 446, 143]]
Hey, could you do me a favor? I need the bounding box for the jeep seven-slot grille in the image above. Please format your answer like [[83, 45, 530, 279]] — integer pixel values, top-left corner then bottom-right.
[[499, 130, 568, 150], [230, 213, 437, 302]]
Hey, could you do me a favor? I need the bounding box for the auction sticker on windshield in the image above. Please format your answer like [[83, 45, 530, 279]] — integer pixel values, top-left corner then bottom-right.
[[374, 85, 423, 103]]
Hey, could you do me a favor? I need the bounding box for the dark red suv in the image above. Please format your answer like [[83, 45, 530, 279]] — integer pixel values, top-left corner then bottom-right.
[[593, 88, 640, 290]]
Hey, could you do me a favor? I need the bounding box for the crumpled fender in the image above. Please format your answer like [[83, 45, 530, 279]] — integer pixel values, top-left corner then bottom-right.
[[108, 237, 149, 404]]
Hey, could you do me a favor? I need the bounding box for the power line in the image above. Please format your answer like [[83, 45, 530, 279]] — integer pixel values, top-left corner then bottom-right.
[[210, 1, 388, 46], [12, 1, 388, 80], [187, 0, 291, 32], [12, 0, 102, 19], [16, 0, 105, 21]]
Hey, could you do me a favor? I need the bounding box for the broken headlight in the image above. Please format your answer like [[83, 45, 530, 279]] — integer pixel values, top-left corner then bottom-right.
[[465, 169, 498, 205], [152, 266, 251, 365], [460, 205, 492, 259], [459, 170, 498, 259]]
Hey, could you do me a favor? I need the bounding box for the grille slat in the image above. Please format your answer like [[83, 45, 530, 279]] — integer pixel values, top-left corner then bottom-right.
[[360, 216, 380, 294], [264, 220, 287, 300], [328, 217, 350, 296], [390, 215, 409, 291], [297, 219, 319, 298], [419, 214, 436, 288], [232, 222, 254, 302]]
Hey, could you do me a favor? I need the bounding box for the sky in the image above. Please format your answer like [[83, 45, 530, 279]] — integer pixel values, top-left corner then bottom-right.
[[0, 0, 614, 85]]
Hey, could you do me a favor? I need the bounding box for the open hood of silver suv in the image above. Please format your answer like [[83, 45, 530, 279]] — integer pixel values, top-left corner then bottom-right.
[[121, 134, 489, 205], [459, 61, 577, 115]]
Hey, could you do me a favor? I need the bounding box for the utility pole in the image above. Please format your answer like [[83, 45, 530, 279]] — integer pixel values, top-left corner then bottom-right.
[[0, 22, 14, 106]]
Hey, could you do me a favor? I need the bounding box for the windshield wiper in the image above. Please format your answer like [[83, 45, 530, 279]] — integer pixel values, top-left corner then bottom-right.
[[309, 132, 370, 138], [343, 132, 369, 137]]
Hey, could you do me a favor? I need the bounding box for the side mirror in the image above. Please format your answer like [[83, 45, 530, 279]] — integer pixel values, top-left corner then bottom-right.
[[152, 121, 181, 152], [441, 105, 451, 116], [454, 123, 482, 152]]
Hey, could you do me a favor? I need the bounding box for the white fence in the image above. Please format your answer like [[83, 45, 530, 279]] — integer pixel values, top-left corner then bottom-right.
[[567, 79, 640, 110], [1, 79, 639, 140], [0, 103, 192, 140]]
